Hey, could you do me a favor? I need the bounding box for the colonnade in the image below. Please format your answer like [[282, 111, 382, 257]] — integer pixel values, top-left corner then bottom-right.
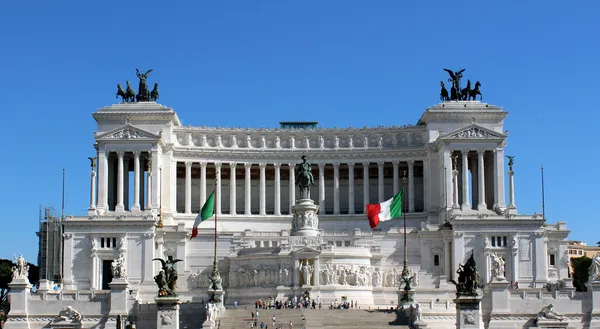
[[176, 161, 425, 215]]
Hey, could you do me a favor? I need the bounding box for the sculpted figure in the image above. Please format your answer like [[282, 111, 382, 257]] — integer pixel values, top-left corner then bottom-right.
[[296, 155, 315, 199], [275, 136, 281, 149], [413, 303, 422, 323], [537, 304, 565, 322], [13, 254, 27, 278], [290, 136, 295, 149], [153, 257, 183, 296], [348, 136, 354, 149], [55, 306, 82, 323], [112, 253, 127, 279], [334, 135, 340, 148], [490, 253, 506, 280], [231, 135, 238, 148], [135, 69, 153, 102], [589, 253, 600, 282]]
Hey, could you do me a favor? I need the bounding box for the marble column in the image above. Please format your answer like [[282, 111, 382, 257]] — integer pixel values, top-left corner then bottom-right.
[[423, 159, 429, 210], [348, 163, 355, 215], [200, 162, 207, 208], [461, 150, 471, 211], [477, 150, 487, 211], [259, 163, 266, 215], [150, 147, 160, 210], [215, 162, 222, 215], [408, 160, 415, 212], [313, 257, 320, 286], [511, 248, 518, 283], [230, 163, 237, 215], [185, 161, 192, 214], [96, 149, 108, 211], [274, 163, 281, 215], [444, 239, 451, 279], [508, 168, 516, 209], [377, 161, 385, 202], [146, 164, 152, 210], [289, 163, 296, 211], [116, 151, 125, 212], [89, 168, 97, 211], [443, 149, 452, 209], [318, 164, 325, 210], [90, 250, 98, 290], [392, 161, 399, 195], [494, 148, 506, 209], [132, 151, 141, 211], [293, 258, 300, 287], [363, 162, 370, 212], [333, 163, 340, 214], [452, 168, 460, 209], [245, 163, 252, 215]]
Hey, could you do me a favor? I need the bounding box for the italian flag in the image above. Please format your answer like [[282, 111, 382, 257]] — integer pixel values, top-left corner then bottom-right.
[[191, 191, 215, 239], [366, 191, 403, 228]]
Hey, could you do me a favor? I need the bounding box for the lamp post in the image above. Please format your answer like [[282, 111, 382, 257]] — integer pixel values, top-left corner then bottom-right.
[[400, 170, 413, 306]]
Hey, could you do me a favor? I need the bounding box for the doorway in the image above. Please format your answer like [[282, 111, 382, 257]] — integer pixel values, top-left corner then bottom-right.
[[102, 259, 113, 290]]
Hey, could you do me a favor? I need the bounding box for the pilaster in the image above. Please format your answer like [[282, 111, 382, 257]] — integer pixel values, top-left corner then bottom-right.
[[230, 162, 237, 215]]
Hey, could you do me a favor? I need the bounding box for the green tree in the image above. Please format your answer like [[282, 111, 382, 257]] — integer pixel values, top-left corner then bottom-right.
[[571, 256, 592, 292]]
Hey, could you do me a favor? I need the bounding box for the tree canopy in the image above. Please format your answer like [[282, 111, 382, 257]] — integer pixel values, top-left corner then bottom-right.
[[571, 256, 592, 292]]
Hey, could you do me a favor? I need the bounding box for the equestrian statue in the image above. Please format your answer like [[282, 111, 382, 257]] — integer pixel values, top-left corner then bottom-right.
[[296, 155, 315, 200], [439, 69, 483, 102], [115, 69, 159, 103]]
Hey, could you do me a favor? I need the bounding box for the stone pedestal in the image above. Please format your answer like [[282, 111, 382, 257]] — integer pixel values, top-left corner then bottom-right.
[[531, 320, 568, 329], [155, 297, 181, 329], [454, 296, 483, 329], [588, 281, 600, 327], [207, 289, 226, 312], [414, 321, 428, 329], [109, 278, 130, 316], [488, 280, 510, 313], [291, 199, 319, 237], [5, 278, 32, 329]]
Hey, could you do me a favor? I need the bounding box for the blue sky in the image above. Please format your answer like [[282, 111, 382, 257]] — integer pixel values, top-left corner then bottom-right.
[[1, 1, 598, 263]]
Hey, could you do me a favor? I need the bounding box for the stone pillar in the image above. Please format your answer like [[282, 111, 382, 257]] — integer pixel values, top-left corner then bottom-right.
[[494, 148, 506, 209], [488, 280, 511, 320], [461, 150, 471, 211], [589, 281, 600, 317], [408, 160, 415, 212], [151, 147, 161, 210], [146, 168, 152, 210], [274, 163, 281, 215], [477, 150, 487, 211], [333, 163, 340, 214], [508, 167, 517, 210], [142, 233, 155, 284], [245, 163, 252, 215], [97, 149, 108, 212], [215, 162, 222, 215], [313, 257, 320, 287], [511, 248, 518, 283], [89, 167, 97, 211], [318, 163, 325, 209], [230, 162, 237, 215], [378, 161, 385, 202], [289, 163, 296, 211], [132, 151, 141, 211], [185, 161, 192, 214], [393, 161, 399, 195], [452, 167, 460, 209], [259, 163, 266, 215], [155, 297, 181, 329], [200, 162, 207, 208], [444, 239, 451, 279], [443, 149, 452, 209], [109, 278, 130, 316], [452, 233, 464, 281], [7, 277, 32, 329], [348, 163, 355, 215], [90, 251, 98, 290], [293, 258, 300, 288], [116, 150, 125, 212], [454, 296, 483, 329], [363, 162, 370, 212]]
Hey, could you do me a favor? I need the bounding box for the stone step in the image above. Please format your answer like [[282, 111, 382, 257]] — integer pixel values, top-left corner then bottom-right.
[[215, 309, 411, 329]]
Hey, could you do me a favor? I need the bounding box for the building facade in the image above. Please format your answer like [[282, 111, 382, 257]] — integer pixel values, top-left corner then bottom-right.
[[14, 100, 600, 329]]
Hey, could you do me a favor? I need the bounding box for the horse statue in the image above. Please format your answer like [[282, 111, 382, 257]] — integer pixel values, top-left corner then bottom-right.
[[125, 81, 136, 102], [116, 84, 128, 102], [296, 155, 315, 200], [449, 253, 480, 297], [468, 81, 482, 101], [460, 80, 472, 100], [150, 83, 160, 101], [440, 81, 449, 101]]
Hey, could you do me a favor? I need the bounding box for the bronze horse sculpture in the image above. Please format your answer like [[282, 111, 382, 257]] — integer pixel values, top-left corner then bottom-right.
[[468, 81, 482, 100], [440, 81, 449, 101]]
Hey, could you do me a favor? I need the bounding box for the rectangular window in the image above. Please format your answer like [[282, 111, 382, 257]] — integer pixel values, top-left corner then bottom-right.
[[503, 236, 508, 247], [550, 254, 556, 266], [101, 238, 105, 248], [336, 241, 342, 247], [328, 241, 334, 246], [434, 255, 440, 266], [272, 241, 278, 247], [491, 237, 496, 247], [344, 241, 351, 247]]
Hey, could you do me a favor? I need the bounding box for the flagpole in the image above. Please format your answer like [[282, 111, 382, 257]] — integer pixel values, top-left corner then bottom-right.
[[214, 172, 218, 265], [541, 165, 546, 221], [401, 170, 409, 279]]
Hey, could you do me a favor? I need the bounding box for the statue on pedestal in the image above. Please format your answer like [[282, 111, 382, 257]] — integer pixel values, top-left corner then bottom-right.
[[296, 155, 315, 200], [450, 253, 480, 297], [153, 257, 183, 296], [53, 306, 82, 323], [12, 254, 29, 280], [589, 253, 600, 282], [536, 304, 565, 322], [112, 254, 127, 279], [300, 260, 313, 286], [490, 253, 506, 280]]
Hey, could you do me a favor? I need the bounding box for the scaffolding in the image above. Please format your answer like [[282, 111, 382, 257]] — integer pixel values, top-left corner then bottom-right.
[[37, 206, 63, 282]]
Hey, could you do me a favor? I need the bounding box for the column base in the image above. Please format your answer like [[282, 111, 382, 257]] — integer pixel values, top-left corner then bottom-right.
[[132, 204, 141, 212], [507, 206, 517, 215], [115, 205, 125, 212], [477, 203, 487, 211], [461, 204, 471, 212]]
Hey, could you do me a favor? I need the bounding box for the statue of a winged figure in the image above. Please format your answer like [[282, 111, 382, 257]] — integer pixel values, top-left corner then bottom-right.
[[136, 68, 153, 102], [153, 257, 183, 296], [88, 157, 97, 169], [506, 156, 515, 170]]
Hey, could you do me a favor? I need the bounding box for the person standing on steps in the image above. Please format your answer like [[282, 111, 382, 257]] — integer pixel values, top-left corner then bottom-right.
[[272, 315, 276, 327]]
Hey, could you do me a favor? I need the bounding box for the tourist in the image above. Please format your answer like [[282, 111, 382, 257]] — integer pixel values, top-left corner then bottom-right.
[[251, 311, 255, 320], [289, 320, 293, 328], [272, 315, 276, 327], [234, 300, 238, 309], [260, 321, 265, 328]]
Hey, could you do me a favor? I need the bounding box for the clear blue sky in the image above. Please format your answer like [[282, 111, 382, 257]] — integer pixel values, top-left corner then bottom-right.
[[1, 1, 598, 263]]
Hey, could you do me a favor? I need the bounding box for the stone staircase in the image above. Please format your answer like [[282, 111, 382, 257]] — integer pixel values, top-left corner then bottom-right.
[[215, 308, 410, 329]]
